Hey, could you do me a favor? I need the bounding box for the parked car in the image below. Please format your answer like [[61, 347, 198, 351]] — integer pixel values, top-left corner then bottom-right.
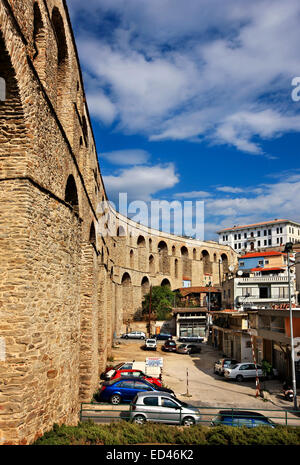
[[129, 392, 201, 426], [97, 377, 175, 404], [214, 359, 238, 376], [144, 338, 157, 350], [178, 336, 204, 343], [152, 333, 173, 340], [100, 361, 134, 380], [211, 410, 275, 428], [121, 331, 146, 340], [110, 368, 162, 387], [224, 363, 263, 382], [162, 340, 177, 352], [177, 344, 201, 355]]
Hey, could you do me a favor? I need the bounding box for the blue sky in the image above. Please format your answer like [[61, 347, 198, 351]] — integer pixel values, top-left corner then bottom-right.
[[68, 0, 300, 240]]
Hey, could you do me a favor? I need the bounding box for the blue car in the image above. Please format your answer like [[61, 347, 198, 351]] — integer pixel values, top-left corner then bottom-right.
[[98, 377, 174, 405], [211, 410, 276, 428], [152, 333, 173, 340]]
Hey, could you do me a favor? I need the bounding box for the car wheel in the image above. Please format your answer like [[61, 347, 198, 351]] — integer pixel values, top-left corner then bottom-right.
[[140, 336, 145, 340], [125, 335, 128, 339], [132, 415, 146, 425], [110, 394, 121, 405], [182, 416, 195, 427], [236, 375, 244, 382]]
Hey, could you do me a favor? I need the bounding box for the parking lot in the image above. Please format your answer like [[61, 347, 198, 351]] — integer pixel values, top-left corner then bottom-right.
[[111, 338, 296, 410], [80, 337, 300, 426]]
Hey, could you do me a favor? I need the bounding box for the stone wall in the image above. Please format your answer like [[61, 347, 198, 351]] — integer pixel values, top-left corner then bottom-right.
[[0, 0, 237, 444]]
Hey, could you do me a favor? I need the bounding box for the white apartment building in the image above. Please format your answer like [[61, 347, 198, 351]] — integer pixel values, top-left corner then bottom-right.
[[217, 219, 300, 252]]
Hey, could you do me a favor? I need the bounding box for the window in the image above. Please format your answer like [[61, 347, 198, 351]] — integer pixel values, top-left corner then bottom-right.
[[277, 238, 279, 244], [264, 230, 267, 236], [134, 381, 149, 389], [258, 260, 263, 265], [268, 239, 271, 245], [279, 287, 289, 298], [280, 227, 282, 233], [276, 227, 279, 234], [268, 229, 271, 235], [244, 233, 247, 238], [234, 234, 237, 240], [242, 288, 252, 296], [119, 381, 135, 388], [161, 398, 178, 409], [265, 260, 269, 264], [238, 243, 241, 249], [234, 244, 237, 249], [264, 240, 267, 246], [257, 240, 261, 246], [257, 231, 261, 237], [239, 261, 244, 267], [238, 233, 241, 239], [144, 397, 158, 406]]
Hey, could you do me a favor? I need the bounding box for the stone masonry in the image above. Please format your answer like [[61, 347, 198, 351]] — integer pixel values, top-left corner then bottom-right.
[[0, 0, 237, 444]]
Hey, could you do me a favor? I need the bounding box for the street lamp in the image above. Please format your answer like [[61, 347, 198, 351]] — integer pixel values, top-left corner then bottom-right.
[[284, 241, 298, 410]]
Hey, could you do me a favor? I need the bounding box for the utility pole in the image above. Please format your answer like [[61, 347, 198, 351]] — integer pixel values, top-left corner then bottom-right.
[[148, 285, 152, 338]]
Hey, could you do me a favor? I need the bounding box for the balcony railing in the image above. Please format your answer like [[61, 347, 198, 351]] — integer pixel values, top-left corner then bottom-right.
[[237, 276, 289, 283]]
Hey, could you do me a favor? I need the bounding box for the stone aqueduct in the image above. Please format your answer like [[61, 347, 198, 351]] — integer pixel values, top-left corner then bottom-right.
[[0, 0, 236, 444]]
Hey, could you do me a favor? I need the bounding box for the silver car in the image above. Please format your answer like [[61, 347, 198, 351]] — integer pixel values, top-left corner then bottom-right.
[[121, 331, 146, 340], [129, 392, 201, 426], [224, 363, 263, 382]]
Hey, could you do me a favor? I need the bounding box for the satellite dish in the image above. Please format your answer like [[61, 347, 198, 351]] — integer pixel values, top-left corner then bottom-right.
[[229, 265, 234, 272], [237, 270, 243, 276]]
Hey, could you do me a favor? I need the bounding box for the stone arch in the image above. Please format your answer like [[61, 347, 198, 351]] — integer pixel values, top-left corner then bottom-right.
[[33, 2, 46, 83], [201, 249, 212, 275], [51, 7, 69, 112], [129, 249, 134, 268], [158, 240, 169, 274], [141, 276, 150, 297], [89, 222, 96, 246], [181, 246, 191, 279], [65, 175, 79, 213], [161, 278, 171, 288], [174, 258, 178, 278], [121, 272, 133, 322], [137, 235, 146, 269], [221, 253, 229, 276], [0, 31, 28, 166], [117, 225, 126, 237], [149, 254, 155, 274]]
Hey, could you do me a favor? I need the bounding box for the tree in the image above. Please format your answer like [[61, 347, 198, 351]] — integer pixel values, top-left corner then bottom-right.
[[142, 286, 181, 321]]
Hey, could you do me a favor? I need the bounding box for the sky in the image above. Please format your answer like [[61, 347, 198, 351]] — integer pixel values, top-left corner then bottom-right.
[[68, 0, 300, 240]]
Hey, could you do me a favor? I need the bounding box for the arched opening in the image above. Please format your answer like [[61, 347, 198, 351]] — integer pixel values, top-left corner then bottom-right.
[[174, 258, 178, 278], [161, 278, 171, 288], [172, 245, 176, 256], [121, 272, 133, 322], [137, 235, 146, 270], [149, 238, 152, 251], [82, 114, 88, 147], [214, 253, 217, 262], [141, 276, 150, 297], [117, 225, 126, 237], [129, 249, 134, 268], [89, 222, 96, 246], [51, 7, 68, 111], [221, 253, 229, 276], [201, 250, 212, 275], [158, 241, 169, 274], [149, 254, 155, 274], [0, 31, 28, 157], [33, 2, 46, 81], [65, 175, 79, 213], [193, 248, 197, 260], [181, 246, 191, 279]]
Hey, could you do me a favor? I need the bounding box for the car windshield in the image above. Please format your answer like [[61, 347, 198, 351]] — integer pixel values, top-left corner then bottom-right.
[[147, 339, 156, 343], [230, 364, 239, 370]]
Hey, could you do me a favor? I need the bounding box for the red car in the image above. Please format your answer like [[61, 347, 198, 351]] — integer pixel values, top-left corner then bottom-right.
[[162, 340, 177, 352], [110, 368, 162, 387]]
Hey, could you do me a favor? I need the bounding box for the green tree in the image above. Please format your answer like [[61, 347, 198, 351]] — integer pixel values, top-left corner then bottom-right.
[[142, 286, 181, 321]]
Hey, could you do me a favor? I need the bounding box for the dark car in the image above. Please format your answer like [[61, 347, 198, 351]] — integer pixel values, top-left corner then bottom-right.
[[177, 343, 201, 354], [97, 377, 175, 404], [178, 336, 204, 343], [211, 410, 276, 428], [100, 362, 134, 380], [162, 340, 177, 352], [152, 333, 173, 340]]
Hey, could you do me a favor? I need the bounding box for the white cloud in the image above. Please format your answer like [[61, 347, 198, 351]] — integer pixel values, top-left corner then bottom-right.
[[72, 0, 300, 154], [174, 190, 212, 199], [216, 186, 244, 194], [101, 149, 150, 165], [103, 163, 179, 202]]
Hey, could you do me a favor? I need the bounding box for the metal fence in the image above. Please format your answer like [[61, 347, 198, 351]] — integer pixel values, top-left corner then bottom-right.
[[80, 402, 300, 427]]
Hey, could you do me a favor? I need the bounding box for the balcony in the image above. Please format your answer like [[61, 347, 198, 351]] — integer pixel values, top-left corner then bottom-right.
[[237, 296, 290, 304], [237, 276, 289, 284]]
